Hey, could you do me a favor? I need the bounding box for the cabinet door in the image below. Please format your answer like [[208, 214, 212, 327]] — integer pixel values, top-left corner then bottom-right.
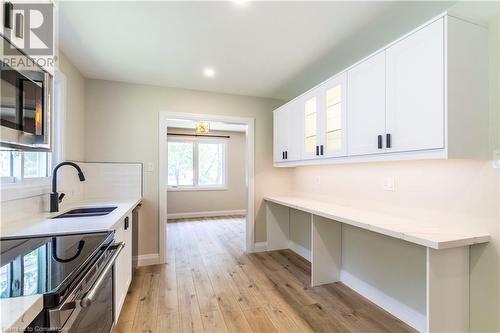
[[285, 101, 301, 161], [300, 88, 322, 160], [386, 18, 445, 153], [273, 108, 287, 163], [347, 52, 386, 156], [114, 215, 133, 320], [319, 73, 347, 158]]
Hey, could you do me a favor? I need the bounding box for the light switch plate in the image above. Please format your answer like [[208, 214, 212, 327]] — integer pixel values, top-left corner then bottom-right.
[[145, 162, 154, 172], [382, 177, 395, 191]]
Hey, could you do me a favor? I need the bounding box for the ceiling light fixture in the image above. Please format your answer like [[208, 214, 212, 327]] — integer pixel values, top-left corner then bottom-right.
[[203, 68, 215, 78], [196, 121, 210, 135]]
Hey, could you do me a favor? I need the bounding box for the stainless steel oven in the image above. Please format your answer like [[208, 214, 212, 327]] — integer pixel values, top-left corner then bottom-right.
[[1, 231, 123, 333], [49, 242, 124, 332], [0, 35, 52, 150]]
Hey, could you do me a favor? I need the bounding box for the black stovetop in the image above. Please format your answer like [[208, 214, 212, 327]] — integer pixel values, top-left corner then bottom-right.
[[0, 231, 113, 304]]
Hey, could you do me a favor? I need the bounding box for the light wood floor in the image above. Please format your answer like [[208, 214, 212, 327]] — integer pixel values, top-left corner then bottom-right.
[[116, 216, 416, 333]]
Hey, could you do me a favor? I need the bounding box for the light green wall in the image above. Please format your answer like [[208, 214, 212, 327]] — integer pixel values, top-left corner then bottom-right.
[[83, 79, 288, 255], [57, 52, 86, 161], [274, 1, 454, 100]]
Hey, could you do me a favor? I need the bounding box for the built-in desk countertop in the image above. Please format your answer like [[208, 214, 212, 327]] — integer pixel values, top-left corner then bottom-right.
[[263, 195, 490, 333], [264, 195, 489, 249]]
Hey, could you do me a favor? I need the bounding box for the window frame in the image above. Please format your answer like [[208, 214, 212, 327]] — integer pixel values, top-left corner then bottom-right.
[[167, 136, 228, 192]]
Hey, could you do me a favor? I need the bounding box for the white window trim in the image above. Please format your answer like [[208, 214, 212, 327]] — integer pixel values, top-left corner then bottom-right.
[[167, 136, 228, 191], [0, 176, 15, 184], [0, 152, 52, 202]]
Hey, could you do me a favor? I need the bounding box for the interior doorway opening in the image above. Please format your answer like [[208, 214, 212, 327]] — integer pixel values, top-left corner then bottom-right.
[[158, 112, 255, 264]]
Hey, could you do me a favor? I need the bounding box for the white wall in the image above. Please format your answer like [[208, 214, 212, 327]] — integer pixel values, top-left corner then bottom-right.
[[290, 160, 499, 331], [83, 79, 290, 256], [281, 3, 500, 331], [58, 52, 86, 161], [166, 128, 246, 216], [285, 5, 500, 331]]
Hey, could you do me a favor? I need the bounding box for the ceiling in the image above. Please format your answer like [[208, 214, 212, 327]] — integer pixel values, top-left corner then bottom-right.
[[58, 1, 457, 100]]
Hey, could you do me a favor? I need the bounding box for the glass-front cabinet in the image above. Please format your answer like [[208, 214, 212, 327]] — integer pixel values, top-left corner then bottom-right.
[[302, 92, 319, 159], [300, 72, 347, 160]]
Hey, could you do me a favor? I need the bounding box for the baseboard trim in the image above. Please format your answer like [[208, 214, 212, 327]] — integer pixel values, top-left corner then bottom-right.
[[252, 241, 268, 252], [340, 270, 425, 332], [133, 253, 160, 267], [168, 209, 246, 219], [288, 241, 311, 262]]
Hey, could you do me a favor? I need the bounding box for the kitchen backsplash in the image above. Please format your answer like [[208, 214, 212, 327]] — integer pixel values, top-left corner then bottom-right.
[[0, 162, 142, 228]]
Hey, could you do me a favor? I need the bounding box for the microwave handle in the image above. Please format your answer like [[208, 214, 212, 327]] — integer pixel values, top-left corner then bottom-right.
[[80, 242, 124, 308]]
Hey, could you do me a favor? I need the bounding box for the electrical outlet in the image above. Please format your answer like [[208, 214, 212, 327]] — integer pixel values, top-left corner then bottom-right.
[[314, 176, 321, 185], [493, 150, 500, 169], [382, 177, 395, 191], [145, 162, 154, 172]]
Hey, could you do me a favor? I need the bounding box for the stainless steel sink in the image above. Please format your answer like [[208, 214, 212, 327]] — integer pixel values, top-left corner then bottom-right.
[[52, 206, 117, 219]]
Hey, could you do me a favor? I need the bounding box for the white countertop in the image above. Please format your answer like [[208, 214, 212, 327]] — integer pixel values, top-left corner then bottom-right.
[[1, 295, 43, 332], [0, 197, 142, 238], [0, 197, 141, 332], [264, 195, 490, 250]]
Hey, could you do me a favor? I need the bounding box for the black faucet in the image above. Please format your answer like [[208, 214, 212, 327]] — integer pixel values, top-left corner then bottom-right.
[[50, 162, 86, 212]]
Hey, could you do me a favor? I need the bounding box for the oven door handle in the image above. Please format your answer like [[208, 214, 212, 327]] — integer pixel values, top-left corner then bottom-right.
[[80, 242, 124, 308]]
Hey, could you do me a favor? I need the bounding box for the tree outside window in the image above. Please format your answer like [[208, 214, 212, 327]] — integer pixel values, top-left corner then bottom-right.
[[167, 137, 227, 190]]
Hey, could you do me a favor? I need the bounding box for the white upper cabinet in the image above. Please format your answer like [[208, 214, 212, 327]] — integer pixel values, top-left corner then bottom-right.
[[273, 101, 300, 163], [286, 101, 301, 161], [385, 19, 445, 153], [300, 88, 322, 159], [273, 107, 287, 162], [320, 73, 347, 158], [273, 13, 488, 167], [299, 73, 347, 160], [347, 51, 386, 156]]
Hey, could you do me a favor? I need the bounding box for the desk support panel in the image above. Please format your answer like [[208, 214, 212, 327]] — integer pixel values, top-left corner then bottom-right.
[[312, 215, 342, 287], [266, 201, 290, 251], [426, 247, 469, 333]]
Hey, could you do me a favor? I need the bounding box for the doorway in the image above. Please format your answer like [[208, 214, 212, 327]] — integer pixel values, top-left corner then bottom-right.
[[158, 112, 255, 264]]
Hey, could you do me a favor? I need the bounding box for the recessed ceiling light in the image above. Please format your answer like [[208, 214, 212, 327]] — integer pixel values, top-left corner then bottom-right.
[[233, 0, 248, 6], [203, 68, 215, 78]]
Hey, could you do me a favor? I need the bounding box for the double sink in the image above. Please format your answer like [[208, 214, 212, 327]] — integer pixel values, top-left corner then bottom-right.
[[53, 206, 117, 219]]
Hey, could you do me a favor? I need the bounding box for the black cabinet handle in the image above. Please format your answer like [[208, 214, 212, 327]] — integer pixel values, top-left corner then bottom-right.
[[15, 13, 23, 38], [124, 216, 129, 230], [282, 151, 285, 160], [4, 2, 13, 29], [386, 133, 391, 149], [285, 151, 288, 159], [320, 145, 324, 155], [378, 135, 383, 149], [316, 146, 319, 156]]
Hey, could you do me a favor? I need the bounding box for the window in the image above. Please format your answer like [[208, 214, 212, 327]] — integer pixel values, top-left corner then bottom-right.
[[168, 137, 227, 190], [0, 150, 50, 184]]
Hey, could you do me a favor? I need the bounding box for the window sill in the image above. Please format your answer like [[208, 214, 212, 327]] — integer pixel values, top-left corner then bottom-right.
[[167, 186, 228, 192], [1, 178, 51, 202]]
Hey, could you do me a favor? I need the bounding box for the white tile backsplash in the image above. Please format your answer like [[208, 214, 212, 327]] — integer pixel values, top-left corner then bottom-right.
[[80, 162, 142, 200], [0, 162, 142, 230]]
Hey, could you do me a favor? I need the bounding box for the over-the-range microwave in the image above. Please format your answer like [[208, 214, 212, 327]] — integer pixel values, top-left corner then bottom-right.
[[0, 35, 52, 151]]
